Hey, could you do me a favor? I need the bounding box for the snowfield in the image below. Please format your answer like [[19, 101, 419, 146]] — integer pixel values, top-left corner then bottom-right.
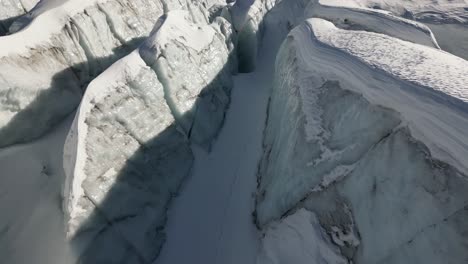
[[0, 0, 467, 263]]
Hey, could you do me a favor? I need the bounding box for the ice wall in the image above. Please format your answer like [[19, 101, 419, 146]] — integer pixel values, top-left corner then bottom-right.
[[0, 0, 225, 148], [63, 10, 235, 263], [256, 18, 468, 263], [305, 0, 440, 48]]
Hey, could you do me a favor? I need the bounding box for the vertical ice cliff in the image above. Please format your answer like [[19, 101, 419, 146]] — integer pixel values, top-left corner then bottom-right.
[[256, 17, 468, 264], [63, 10, 235, 263], [0, 0, 224, 148]]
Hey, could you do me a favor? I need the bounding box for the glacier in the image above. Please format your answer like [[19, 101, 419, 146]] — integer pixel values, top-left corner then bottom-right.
[[0, 0, 38, 35], [255, 16, 468, 264], [63, 9, 235, 263], [0, 0, 224, 148]]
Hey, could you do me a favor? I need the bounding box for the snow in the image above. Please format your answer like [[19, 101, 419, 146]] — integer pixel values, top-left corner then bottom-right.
[[317, 0, 468, 60], [257, 209, 347, 264], [310, 19, 468, 103], [426, 23, 468, 60], [1, 0, 467, 263], [154, 8, 282, 263], [0, 0, 167, 148], [63, 10, 236, 263], [0, 0, 38, 35], [306, 0, 441, 48], [0, 115, 74, 264], [256, 16, 468, 264], [140, 11, 235, 146], [306, 18, 468, 173], [325, 0, 468, 24], [0, 0, 226, 148]]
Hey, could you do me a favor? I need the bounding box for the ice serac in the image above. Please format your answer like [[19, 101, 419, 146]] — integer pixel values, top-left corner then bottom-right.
[[256, 18, 468, 263], [0, 0, 224, 148], [63, 10, 235, 263]]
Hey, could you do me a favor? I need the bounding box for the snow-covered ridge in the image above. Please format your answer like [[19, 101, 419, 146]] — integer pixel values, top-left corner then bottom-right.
[[0, 0, 225, 148], [305, 0, 440, 48], [256, 17, 468, 263], [64, 10, 235, 262]]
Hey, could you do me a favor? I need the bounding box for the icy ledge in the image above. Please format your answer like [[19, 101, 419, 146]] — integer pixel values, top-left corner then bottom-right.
[[63, 10, 235, 263], [256, 18, 468, 263]]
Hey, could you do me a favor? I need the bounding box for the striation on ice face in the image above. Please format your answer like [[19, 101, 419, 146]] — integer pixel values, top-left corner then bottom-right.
[[0, 0, 225, 148], [256, 17, 468, 264], [63, 10, 235, 263]]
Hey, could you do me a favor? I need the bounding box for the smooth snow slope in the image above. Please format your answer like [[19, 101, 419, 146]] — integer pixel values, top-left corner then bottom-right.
[[305, 0, 440, 48]]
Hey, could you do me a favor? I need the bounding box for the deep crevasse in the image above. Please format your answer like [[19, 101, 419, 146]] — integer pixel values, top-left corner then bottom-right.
[[154, 23, 280, 264]]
